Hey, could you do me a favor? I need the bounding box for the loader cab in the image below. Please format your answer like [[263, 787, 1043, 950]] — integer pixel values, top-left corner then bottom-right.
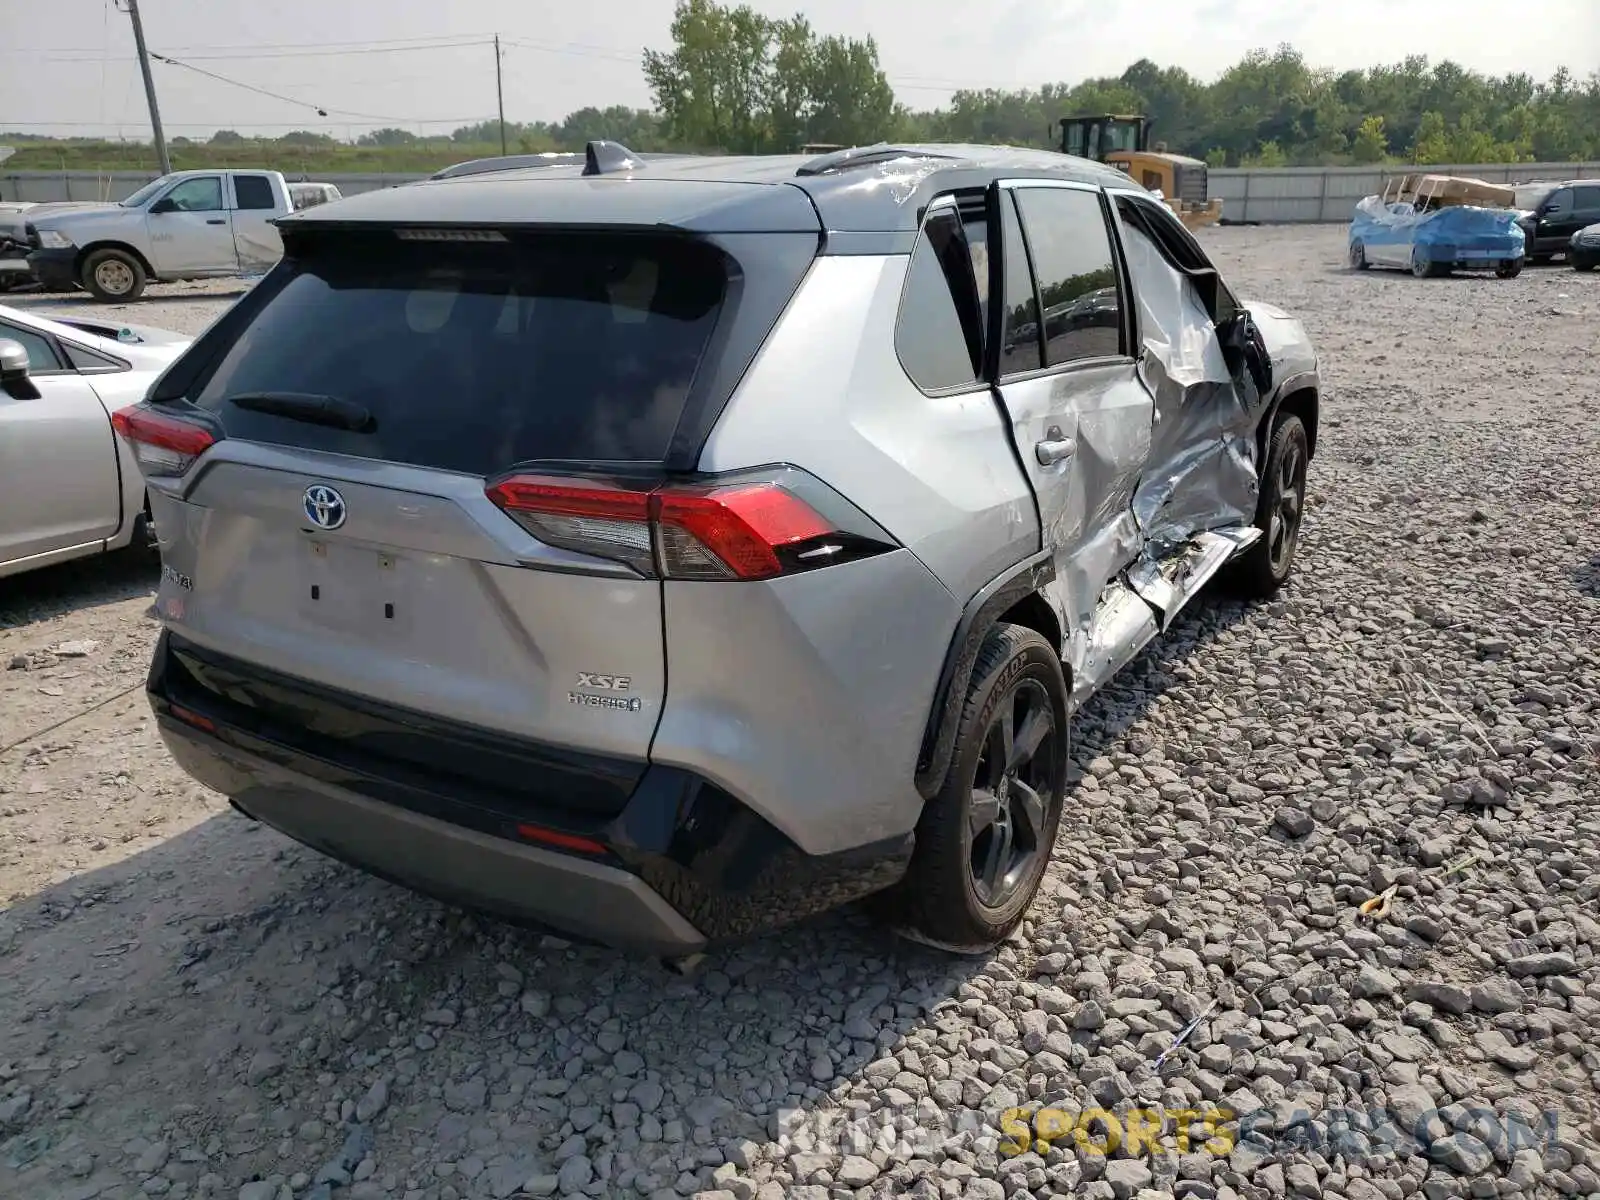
[[1058, 112, 1222, 229], [1058, 115, 1148, 164]]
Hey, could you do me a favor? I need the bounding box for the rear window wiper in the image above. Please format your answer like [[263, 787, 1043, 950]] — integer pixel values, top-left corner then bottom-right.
[[227, 391, 376, 433]]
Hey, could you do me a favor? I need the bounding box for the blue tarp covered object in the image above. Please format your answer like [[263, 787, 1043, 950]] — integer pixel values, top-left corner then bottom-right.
[[1349, 195, 1525, 274]]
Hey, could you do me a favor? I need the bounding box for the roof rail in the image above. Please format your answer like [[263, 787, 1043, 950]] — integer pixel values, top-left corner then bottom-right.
[[794, 144, 955, 177], [429, 152, 583, 181], [583, 140, 646, 177]]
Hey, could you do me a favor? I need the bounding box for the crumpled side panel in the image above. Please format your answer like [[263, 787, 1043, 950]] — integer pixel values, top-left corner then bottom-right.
[[1034, 369, 1152, 684], [1119, 219, 1258, 551]]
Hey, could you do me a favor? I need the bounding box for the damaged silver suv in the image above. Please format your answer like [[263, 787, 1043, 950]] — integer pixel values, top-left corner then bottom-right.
[[115, 141, 1320, 957]]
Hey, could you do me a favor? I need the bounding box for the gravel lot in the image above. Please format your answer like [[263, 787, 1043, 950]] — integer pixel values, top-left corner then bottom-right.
[[2, 225, 1598, 1200]]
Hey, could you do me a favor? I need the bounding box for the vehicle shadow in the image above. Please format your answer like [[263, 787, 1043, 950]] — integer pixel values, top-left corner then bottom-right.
[[0, 558, 1285, 1195], [0, 550, 157, 629], [1575, 555, 1600, 600]]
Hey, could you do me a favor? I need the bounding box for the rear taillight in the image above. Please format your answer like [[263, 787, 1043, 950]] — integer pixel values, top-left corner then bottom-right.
[[485, 468, 897, 581], [111, 405, 217, 477]]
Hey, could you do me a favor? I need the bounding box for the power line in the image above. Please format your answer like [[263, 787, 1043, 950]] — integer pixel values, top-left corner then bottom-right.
[[0, 118, 484, 130], [149, 51, 473, 124], [3, 31, 501, 55]]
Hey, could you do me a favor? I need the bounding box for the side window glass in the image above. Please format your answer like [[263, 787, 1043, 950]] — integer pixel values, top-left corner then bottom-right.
[[961, 211, 990, 342], [1574, 186, 1600, 215], [1013, 187, 1123, 366], [998, 192, 1041, 376], [64, 342, 120, 371], [233, 175, 276, 211], [1545, 188, 1573, 214], [894, 206, 983, 392], [0, 324, 63, 372], [164, 177, 224, 213]]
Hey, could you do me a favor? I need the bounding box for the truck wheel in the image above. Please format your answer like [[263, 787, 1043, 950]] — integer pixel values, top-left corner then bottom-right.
[[876, 624, 1068, 953], [81, 249, 147, 303], [1348, 241, 1368, 270], [1495, 258, 1524, 279]]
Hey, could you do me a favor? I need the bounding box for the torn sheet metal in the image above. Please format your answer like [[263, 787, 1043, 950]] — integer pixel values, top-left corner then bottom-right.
[[1028, 368, 1152, 697], [1118, 216, 1261, 551]]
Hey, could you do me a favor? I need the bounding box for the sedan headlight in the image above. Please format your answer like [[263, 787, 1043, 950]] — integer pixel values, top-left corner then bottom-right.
[[36, 229, 75, 249]]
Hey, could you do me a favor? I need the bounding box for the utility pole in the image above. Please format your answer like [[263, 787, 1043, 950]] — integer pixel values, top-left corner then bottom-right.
[[124, 0, 171, 175], [494, 35, 507, 156]]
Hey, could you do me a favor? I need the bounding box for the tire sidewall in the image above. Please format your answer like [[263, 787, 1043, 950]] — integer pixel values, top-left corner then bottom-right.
[[943, 631, 1068, 931], [83, 250, 142, 303], [1258, 414, 1310, 586]]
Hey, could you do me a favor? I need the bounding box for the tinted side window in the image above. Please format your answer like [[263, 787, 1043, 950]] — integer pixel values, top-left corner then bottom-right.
[[0, 323, 63, 372], [164, 177, 224, 212], [1013, 187, 1123, 365], [234, 175, 276, 211], [1573, 185, 1600, 216], [1545, 188, 1574, 213], [998, 192, 1041, 376], [895, 207, 982, 391]]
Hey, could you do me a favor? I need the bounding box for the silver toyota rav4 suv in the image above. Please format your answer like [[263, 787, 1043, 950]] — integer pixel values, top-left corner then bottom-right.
[[116, 141, 1320, 957]]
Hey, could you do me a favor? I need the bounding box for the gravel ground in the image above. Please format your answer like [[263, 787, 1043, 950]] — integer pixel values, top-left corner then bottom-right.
[[1, 226, 1598, 1200]]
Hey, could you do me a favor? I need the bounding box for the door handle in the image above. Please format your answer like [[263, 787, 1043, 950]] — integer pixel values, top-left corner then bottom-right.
[[206, 218, 225, 225], [1035, 426, 1074, 467]]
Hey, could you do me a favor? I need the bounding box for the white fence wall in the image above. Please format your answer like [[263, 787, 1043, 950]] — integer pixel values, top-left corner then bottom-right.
[[6, 160, 1600, 223], [1209, 161, 1600, 223]]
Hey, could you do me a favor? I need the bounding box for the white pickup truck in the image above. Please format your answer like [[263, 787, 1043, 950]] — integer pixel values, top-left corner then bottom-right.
[[22, 169, 296, 303]]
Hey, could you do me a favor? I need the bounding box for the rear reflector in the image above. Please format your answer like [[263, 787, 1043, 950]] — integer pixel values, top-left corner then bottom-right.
[[167, 704, 216, 734], [515, 824, 608, 855], [486, 471, 891, 581], [111, 405, 217, 477]]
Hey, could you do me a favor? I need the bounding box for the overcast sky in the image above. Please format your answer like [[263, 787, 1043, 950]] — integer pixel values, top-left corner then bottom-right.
[[3, 0, 1596, 141]]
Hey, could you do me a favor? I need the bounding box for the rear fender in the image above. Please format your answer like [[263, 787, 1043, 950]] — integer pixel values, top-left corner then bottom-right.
[[914, 551, 1057, 800]]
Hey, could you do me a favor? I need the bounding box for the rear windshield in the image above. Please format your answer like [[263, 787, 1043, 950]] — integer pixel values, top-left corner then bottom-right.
[[192, 232, 727, 474]]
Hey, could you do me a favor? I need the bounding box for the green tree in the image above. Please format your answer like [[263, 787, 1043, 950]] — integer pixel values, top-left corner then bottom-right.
[[642, 0, 780, 153], [1411, 110, 1452, 163], [357, 128, 418, 147], [1351, 115, 1389, 163], [1243, 140, 1288, 167], [642, 0, 895, 153]]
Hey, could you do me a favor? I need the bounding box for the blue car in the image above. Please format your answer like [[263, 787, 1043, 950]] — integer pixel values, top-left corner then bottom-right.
[[1348, 195, 1525, 279]]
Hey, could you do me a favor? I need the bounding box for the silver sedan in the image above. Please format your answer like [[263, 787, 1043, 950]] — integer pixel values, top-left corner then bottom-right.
[[0, 303, 193, 578]]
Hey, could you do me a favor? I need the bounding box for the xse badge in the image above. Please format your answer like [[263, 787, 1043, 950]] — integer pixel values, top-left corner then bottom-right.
[[569, 671, 643, 713]]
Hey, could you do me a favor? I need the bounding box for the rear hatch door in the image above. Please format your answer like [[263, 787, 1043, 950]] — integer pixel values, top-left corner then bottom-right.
[[145, 227, 735, 770]]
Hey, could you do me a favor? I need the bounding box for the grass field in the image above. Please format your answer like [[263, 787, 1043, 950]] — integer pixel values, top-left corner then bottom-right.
[[2, 139, 521, 175]]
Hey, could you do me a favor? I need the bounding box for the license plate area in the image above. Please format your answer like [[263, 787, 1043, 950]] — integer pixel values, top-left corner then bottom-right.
[[298, 536, 413, 639]]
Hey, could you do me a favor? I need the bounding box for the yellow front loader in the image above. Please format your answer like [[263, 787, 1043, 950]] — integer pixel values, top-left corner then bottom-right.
[[1058, 114, 1223, 230]]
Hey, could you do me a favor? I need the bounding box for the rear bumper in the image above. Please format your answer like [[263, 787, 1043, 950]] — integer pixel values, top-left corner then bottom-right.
[[160, 726, 707, 954], [149, 630, 912, 954], [25, 248, 76, 289]]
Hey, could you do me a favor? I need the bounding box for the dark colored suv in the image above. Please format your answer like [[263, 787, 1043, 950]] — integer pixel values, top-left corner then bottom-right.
[[1516, 180, 1600, 263]]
